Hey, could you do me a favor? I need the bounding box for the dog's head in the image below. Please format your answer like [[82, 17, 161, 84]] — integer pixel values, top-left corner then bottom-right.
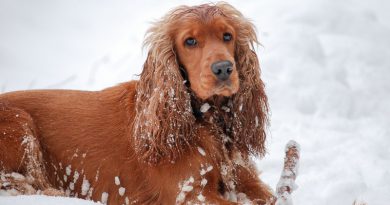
[[134, 3, 268, 164], [173, 8, 239, 99]]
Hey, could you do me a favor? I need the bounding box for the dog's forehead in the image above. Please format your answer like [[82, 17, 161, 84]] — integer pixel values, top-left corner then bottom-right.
[[179, 4, 224, 20], [174, 17, 234, 37], [171, 5, 227, 26]]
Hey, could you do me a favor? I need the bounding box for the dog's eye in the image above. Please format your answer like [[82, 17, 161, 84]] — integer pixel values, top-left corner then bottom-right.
[[185, 38, 197, 46], [223, 33, 232, 42]]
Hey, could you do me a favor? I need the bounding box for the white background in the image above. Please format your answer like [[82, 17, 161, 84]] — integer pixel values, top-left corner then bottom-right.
[[1, 0, 390, 204]]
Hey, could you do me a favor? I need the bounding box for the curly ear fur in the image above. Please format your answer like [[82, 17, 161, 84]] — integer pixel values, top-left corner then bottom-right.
[[217, 3, 269, 157], [133, 13, 196, 164]]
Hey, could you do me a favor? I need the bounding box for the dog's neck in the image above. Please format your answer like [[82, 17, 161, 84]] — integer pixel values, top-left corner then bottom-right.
[[190, 93, 237, 157], [180, 65, 237, 156], [190, 92, 234, 133], [180, 65, 235, 137], [190, 94, 230, 117]]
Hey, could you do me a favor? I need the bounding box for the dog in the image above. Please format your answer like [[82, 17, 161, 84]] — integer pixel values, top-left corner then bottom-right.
[[0, 2, 275, 204]]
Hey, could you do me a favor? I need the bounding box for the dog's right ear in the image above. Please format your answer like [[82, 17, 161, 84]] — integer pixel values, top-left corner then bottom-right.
[[132, 18, 196, 165]]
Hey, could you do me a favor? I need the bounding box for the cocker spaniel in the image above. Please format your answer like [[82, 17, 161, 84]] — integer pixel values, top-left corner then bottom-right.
[[0, 2, 275, 205]]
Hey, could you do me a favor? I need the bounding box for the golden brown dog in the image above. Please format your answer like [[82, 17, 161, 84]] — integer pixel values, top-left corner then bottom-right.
[[0, 3, 275, 204]]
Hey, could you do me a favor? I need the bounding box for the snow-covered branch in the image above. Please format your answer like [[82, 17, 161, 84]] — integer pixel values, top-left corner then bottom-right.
[[275, 140, 300, 205]]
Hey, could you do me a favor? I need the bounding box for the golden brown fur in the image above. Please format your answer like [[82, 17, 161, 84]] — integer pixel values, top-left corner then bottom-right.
[[0, 2, 274, 204]]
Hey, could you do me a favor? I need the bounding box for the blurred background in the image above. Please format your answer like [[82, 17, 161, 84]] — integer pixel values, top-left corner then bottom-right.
[[1, 0, 389, 204]]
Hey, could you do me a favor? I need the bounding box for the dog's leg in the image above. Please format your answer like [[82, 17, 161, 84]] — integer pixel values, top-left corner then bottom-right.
[[0, 104, 60, 195], [218, 148, 275, 205], [234, 164, 276, 205]]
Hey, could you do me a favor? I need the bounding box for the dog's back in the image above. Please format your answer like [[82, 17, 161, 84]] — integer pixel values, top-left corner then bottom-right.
[[0, 81, 143, 203]]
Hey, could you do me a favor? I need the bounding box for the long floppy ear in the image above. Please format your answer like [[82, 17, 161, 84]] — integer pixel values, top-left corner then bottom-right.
[[218, 3, 269, 158], [133, 15, 196, 165]]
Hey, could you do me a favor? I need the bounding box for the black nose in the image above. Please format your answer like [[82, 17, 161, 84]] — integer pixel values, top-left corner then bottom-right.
[[211, 60, 233, 81]]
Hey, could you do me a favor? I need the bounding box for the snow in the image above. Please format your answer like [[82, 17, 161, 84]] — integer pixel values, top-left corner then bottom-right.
[[197, 193, 205, 202], [118, 187, 125, 196], [1, 0, 390, 204], [221, 106, 231, 112], [197, 147, 206, 156], [200, 178, 208, 187], [74, 171, 80, 183], [81, 176, 90, 196], [101, 192, 109, 204], [252, 0, 390, 204], [0, 195, 101, 205], [114, 176, 120, 186], [66, 165, 72, 176], [200, 165, 213, 176], [69, 182, 75, 191], [181, 183, 194, 192], [9, 173, 25, 181], [200, 103, 211, 113], [176, 176, 195, 204]]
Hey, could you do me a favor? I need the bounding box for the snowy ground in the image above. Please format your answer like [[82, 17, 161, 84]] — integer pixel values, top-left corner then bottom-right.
[[1, 0, 390, 204], [0, 195, 101, 205]]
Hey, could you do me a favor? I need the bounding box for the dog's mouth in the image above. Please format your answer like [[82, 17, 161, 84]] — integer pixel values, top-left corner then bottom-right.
[[214, 82, 238, 97], [194, 74, 239, 99]]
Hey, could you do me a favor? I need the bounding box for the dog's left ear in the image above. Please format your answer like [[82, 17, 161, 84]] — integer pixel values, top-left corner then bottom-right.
[[133, 20, 195, 165], [232, 48, 269, 158], [218, 3, 269, 158]]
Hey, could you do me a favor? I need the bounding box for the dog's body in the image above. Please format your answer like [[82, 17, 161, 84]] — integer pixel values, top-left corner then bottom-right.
[[0, 3, 275, 205], [0, 82, 273, 204]]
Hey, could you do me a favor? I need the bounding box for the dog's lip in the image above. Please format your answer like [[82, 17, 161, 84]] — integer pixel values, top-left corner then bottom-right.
[[197, 79, 237, 99], [216, 85, 230, 92], [214, 82, 237, 96], [199, 79, 229, 90], [215, 81, 233, 91]]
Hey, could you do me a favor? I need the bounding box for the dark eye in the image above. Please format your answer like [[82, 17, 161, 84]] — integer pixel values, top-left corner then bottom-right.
[[223, 33, 232, 42], [185, 38, 197, 46]]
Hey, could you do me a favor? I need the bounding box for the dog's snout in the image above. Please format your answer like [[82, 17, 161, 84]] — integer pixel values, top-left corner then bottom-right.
[[211, 60, 233, 81]]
